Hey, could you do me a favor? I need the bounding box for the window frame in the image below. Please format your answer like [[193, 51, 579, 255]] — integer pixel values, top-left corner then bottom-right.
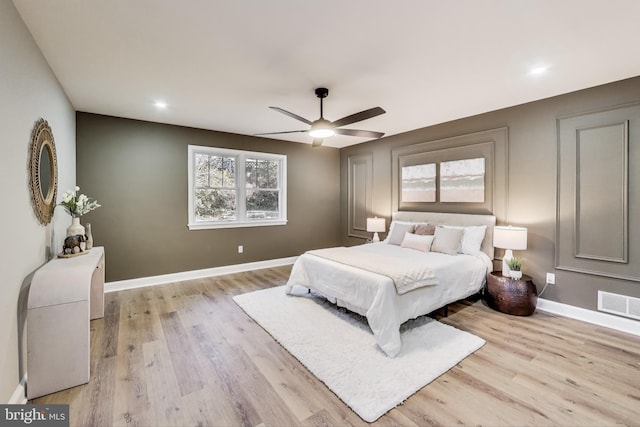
[[187, 145, 287, 230]]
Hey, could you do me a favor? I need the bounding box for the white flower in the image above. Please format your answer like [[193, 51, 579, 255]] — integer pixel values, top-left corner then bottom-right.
[[58, 186, 100, 217]]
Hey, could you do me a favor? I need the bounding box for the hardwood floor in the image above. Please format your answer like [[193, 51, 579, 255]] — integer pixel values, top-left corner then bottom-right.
[[32, 266, 640, 426]]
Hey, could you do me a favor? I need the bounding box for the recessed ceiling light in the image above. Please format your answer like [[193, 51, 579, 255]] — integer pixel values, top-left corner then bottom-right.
[[529, 66, 549, 76], [154, 101, 168, 109]]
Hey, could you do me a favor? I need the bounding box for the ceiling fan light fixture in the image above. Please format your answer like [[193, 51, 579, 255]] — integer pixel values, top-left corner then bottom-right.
[[309, 128, 335, 138], [258, 87, 385, 147], [309, 119, 335, 138]]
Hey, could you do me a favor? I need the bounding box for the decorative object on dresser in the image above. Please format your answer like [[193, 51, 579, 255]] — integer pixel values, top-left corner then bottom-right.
[[85, 223, 93, 249], [57, 186, 101, 255], [66, 216, 85, 238], [61, 234, 87, 256], [28, 118, 58, 225], [366, 216, 386, 242], [485, 271, 537, 316], [506, 257, 524, 279], [493, 225, 527, 276]]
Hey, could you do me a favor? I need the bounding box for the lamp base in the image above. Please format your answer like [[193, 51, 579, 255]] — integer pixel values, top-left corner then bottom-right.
[[502, 249, 514, 276], [372, 232, 380, 243]]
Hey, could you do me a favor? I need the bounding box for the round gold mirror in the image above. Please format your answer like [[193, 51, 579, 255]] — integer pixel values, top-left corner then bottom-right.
[[29, 118, 58, 225]]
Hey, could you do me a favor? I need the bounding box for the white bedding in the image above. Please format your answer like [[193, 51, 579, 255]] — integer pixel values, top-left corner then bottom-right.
[[307, 245, 438, 294], [285, 242, 492, 357]]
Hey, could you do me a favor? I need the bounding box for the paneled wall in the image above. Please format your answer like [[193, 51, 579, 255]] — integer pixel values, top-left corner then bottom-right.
[[340, 76, 640, 311], [347, 153, 373, 239], [557, 102, 640, 280], [389, 127, 507, 217]]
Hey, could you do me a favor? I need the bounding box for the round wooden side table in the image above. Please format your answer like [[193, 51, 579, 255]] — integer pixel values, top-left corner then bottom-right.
[[485, 272, 537, 316]]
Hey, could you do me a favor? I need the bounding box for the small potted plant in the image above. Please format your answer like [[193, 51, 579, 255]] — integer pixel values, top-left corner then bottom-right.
[[507, 257, 523, 279]]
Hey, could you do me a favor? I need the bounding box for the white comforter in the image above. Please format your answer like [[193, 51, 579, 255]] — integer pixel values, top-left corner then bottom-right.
[[307, 246, 438, 294], [285, 243, 492, 357]]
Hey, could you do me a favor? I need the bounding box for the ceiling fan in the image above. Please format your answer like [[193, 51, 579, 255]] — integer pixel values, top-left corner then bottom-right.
[[256, 87, 385, 147]]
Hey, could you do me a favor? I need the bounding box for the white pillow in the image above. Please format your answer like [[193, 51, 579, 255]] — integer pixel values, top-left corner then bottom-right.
[[400, 232, 434, 252], [431, 226, 464, 255], [442, 225, 487, 255], [460, 225, 487, 254], [385, 221, 415, 245]]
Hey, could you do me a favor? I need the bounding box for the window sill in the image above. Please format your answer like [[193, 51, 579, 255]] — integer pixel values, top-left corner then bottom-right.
[[187, 220, 287, 230]]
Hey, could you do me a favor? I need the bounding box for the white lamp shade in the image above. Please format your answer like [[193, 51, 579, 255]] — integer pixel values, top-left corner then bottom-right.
[[493, 226, 527, 250], [366, 217, 386, 233]]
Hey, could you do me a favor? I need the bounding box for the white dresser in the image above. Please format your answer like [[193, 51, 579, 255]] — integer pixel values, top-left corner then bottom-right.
[[27, 247, 105, 399]]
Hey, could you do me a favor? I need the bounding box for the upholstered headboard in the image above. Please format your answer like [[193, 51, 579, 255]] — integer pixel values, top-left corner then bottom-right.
[[392, 211, 496, 259]]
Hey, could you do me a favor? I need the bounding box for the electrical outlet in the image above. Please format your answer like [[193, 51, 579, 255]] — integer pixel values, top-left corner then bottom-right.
[[238, 245, 243, 254], [546, 272, 555, 285]]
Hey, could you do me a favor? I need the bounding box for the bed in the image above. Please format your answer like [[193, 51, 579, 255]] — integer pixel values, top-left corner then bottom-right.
[[285, 211, 496, 357]]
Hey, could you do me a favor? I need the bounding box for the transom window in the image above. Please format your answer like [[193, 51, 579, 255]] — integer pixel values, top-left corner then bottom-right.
[[188, 145, 287, 229]]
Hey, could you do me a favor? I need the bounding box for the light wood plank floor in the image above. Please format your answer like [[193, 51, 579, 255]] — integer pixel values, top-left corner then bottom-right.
[[32, 266, 640, 426]]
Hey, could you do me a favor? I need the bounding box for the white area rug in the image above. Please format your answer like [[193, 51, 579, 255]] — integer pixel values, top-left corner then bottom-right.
[[233, 285, 485, 422]]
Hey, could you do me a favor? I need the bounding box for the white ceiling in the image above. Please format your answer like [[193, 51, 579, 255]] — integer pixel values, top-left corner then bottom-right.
[[13, 0, 640, 148]]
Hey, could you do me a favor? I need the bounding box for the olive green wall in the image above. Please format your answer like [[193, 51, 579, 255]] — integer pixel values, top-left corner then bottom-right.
[[77, 113, 340, 282], [341, 76, 640, 311]]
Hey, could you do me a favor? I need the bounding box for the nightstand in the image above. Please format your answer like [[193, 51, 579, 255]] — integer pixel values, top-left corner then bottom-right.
[[485, 272, 537, 316]]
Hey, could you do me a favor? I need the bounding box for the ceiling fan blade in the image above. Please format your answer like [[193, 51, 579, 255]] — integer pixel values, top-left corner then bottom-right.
[[269, 106, 312, 125], [334, 128, 385, 139], [332, 106, 385, 128], [312, 139, 324, 147], [254, 130, 307, 136]]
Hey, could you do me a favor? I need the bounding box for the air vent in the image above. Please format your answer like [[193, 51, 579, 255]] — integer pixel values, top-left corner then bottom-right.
[[598, 291, 640, 321]]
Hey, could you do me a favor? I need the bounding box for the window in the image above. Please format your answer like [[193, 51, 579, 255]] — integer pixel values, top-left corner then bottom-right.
[[188, 145, 287, 229]]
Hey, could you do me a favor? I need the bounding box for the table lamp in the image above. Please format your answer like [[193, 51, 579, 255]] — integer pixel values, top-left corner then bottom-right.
[[493, 225, 527, 276], [366, 217, 386, 242]]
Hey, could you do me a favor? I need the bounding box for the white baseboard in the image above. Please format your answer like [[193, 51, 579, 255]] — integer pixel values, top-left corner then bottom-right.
[[105, 256, 298, 293], [9, 375, 27, 404], [537, 297, 640, 337]]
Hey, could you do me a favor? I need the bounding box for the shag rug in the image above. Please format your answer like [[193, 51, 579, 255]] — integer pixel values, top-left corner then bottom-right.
[[233, 285, 485, 422]]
